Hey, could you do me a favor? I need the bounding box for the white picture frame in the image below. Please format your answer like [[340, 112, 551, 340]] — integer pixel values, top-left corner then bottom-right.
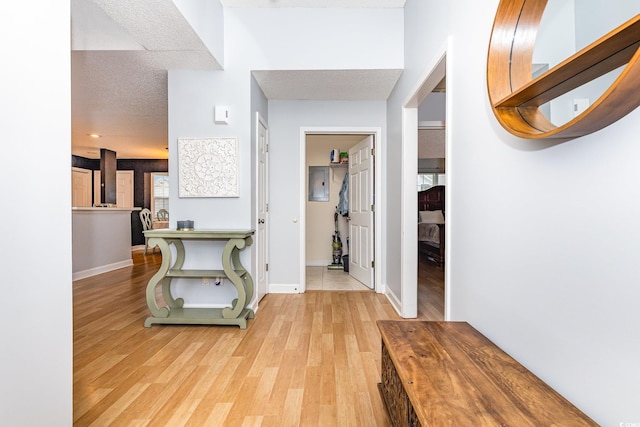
[[178, 137, 239, 197]]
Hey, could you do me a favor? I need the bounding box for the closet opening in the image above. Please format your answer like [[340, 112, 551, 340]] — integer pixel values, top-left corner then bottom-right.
[[299, 128, 382, 293]]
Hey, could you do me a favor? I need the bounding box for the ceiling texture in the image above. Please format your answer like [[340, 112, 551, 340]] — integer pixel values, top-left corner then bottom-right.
[[71, 0, 406, 159]]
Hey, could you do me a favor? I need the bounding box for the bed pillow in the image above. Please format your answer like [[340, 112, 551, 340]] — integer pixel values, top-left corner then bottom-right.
[[419, 210, 444, 224]]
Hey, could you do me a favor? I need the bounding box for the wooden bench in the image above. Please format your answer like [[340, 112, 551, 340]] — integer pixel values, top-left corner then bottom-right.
[[377, 321, 597, 426]]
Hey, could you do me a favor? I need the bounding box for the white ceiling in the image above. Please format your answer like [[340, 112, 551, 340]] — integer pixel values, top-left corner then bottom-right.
[[221, 0, 405, 7], [252, 69, 403, 100], [71, 0, 405, 159]]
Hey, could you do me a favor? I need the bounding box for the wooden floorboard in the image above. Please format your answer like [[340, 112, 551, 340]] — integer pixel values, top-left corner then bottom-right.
[[73, 250, 443, 426], [418, 255, 445, 320]]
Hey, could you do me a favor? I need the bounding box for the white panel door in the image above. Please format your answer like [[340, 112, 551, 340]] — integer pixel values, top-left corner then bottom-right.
[[72, 167, 92, 207], [93, 170, 101, 204], [257, 114, 269, 301], [93, 170, 134, 208], [116, 171, 134, 208], [348, 135, 374, 288]]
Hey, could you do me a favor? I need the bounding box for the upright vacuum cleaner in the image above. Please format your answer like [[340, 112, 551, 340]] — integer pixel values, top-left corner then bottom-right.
[[327, 208, 343, 270]]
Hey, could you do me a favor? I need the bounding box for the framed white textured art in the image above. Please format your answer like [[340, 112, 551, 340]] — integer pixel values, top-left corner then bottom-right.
[[178, 137, 239, 197]]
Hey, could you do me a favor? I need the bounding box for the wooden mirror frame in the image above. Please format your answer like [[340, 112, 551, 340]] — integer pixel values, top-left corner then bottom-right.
[[487, 0, 640, 139]]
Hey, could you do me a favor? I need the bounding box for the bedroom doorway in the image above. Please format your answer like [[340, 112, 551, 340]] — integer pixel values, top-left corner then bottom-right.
[[401, 49, 448, 320], [417, 119, 446, 320]]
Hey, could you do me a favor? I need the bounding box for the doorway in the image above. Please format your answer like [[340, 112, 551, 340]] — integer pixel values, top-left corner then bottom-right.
[[304, 134, 372, 291], [299, 127, 382, 293], [416, 122, 446, 320], [401, 50, 448, 319]]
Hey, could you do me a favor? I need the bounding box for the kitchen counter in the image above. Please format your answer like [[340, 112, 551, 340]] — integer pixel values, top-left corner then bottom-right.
[[72, 207, 141, 280]]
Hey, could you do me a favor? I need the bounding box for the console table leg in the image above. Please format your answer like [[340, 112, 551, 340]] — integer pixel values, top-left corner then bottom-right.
[[232, 236, 254, 306], [222, 237, 249, 319], [145, 237, 171, 319]]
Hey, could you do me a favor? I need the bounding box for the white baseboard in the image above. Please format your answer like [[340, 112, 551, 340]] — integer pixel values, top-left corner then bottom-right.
[[249, 299, 259, 313], [73, 259, 133, 281], [385, 287, 402, 317], [269, 284, 303, 293], [132, 244, 160, 253]]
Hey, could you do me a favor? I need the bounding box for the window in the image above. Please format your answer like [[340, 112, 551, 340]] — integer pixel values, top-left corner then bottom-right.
[[151, 173, 169, 220], [417, 174, 445, 192]]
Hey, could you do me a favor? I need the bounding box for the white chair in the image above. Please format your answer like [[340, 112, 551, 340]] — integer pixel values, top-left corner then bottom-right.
[[157, 209, 169, 221], [139, 208, 155, 254]]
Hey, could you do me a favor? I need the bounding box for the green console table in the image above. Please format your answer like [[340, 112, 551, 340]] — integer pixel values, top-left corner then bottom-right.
[[142, 229, 255, 329]]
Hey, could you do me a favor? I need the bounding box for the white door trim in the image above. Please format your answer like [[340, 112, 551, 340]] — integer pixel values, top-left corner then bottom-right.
[[401, 42, 449, 319], [256, 112, 269, 302], [299, 127, 383, 294], [348, 135, 375, 289], [400, 107, 419, 317]]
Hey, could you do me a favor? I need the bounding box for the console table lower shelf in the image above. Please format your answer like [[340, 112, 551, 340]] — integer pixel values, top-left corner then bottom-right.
[[144, 306, 254, 328], [142, 229, 256, 329]]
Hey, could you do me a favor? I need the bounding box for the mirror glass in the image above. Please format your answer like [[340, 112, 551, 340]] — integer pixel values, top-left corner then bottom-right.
[[532, 0, 640, 125]]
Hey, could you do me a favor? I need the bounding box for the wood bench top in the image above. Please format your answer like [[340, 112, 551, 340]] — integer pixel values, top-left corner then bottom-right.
[[377, 321, 597, 426]]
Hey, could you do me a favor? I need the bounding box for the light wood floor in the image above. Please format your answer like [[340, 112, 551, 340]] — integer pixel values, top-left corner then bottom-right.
[[73, 251, 444, 426], [417, 256, 445, 321]]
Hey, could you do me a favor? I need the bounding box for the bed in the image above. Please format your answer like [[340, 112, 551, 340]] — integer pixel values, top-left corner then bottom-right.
[[418, 185, 445, 267]]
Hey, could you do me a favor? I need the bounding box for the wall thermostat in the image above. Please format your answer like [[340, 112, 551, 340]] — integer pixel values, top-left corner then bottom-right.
[[214, 105, 229, 124]]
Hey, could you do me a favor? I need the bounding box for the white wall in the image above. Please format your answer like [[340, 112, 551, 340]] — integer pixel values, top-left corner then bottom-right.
[[168, 70, 253, 230], [268, 100, 387, 290], [224, 7, 403, 70], [167, 69, 254, 306], [172, 0, 225, 67], [385, 0, 449, 307], [0, 1, 72, 425], [395, 0, 640, 423], [167, 6, 401, 302]]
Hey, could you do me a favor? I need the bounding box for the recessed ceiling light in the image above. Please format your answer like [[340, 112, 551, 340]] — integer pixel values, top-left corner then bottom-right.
[[88, 133, 101, 138]]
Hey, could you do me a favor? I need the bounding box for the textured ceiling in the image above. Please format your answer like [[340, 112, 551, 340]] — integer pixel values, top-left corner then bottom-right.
[[71, 0, 222, 159], [72, 51, 170, 159], [221, 0, 406, 7], [253, 69, 402, 100], [71, 0, 406, 159]]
